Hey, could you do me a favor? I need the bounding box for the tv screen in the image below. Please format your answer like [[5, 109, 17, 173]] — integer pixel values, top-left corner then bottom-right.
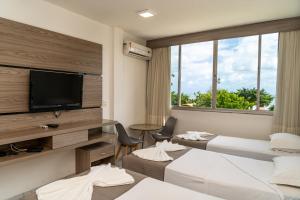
[[29, 70, 83, 112]]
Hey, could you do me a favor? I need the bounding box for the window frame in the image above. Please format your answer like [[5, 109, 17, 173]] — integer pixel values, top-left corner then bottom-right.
[[171, 33, 277, 115]]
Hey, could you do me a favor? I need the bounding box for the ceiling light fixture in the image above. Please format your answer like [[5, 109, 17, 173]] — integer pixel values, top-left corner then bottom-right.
[[137, 9, 156, 18]]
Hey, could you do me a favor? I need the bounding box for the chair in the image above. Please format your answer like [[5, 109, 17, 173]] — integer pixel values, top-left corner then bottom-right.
[[152, 117, 177, 142], [115, 123, 142, 159]]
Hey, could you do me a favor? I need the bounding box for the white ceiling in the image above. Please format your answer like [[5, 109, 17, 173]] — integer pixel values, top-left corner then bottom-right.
[[45, 0, 300, 40]]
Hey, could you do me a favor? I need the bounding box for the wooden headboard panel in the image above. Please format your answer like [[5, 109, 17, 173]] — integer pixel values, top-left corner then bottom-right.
[[0, 17, 102, 131]]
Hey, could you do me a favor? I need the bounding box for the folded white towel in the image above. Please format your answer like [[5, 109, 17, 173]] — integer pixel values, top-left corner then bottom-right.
[[156, 140, 186, 151], [133, 147, 173, 161], [36, 173, 94, 200], [89, 164, 134, 187], [36, 164, 134, 200], [177, 131, 212, 141]]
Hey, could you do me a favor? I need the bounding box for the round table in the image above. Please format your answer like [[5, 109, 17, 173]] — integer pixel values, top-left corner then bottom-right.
[[129, 124, 161, 148]]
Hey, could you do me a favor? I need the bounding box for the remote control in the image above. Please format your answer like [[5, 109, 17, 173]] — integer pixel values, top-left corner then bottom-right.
[[46, 124, 59, 128]]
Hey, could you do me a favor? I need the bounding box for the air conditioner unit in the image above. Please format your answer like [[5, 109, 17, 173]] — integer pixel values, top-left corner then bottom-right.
[[123, 41, 152, 60]]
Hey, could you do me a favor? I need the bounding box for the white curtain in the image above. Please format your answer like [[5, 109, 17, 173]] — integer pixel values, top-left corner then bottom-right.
[[146, 47, 171, 126], [272, 30, 300, 135]]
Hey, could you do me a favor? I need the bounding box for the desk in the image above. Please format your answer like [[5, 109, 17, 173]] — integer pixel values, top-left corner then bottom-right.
[[129, 124, 161, 148]]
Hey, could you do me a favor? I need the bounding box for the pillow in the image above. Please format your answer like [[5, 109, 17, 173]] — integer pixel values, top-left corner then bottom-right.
[[271, 156, 300, 187], [270, 133, 300, 153]]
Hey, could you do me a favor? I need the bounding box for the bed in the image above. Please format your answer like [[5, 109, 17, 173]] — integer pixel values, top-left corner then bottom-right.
[[21, 169, 223, 200], [207, 135, 300, 161], [123, 148, 300, 200], [122, 148, 190, 181]]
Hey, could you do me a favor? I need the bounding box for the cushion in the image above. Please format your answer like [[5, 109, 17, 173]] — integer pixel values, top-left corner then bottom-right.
[[270, 133, 300, 153], [271, 156, 300, 187]]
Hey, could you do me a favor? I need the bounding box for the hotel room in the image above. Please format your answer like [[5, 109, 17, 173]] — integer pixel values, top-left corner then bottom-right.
[[0, 0, 299, 200]]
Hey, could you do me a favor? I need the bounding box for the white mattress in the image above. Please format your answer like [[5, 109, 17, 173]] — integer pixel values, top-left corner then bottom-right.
[[165, 149, 300, 200], [207, 135, 300, 161], [115, 177, 224, 200]]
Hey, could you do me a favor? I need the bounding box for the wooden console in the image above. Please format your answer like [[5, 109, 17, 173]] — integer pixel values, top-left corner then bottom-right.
[[0, 120, 117, 167], [0, 17, 115, 168]]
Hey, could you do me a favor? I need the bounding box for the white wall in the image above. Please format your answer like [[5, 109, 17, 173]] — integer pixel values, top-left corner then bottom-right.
[[0, 0, 146, 199], [113, 28, 147, 128], [171, 110, 273, 140]]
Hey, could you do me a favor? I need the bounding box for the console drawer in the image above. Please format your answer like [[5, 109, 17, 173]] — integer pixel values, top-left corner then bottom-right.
[[89, 143, 114, 162], [76, 142, 115, 173], [49, 130, 88, 149]]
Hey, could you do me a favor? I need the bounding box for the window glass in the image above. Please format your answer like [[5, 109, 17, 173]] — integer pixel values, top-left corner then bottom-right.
[[260, 33, 278, 111], [181, 41, 213, 107], [171, 46, 179, 106], [217, 36, 259, 110]]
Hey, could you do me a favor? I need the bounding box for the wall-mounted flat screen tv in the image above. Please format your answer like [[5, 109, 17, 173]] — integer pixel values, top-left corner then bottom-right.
[[29, 70, 83, 112]]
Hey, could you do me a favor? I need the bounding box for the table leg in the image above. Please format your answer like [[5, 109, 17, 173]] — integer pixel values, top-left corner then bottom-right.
[[141, 130, 145, 148]]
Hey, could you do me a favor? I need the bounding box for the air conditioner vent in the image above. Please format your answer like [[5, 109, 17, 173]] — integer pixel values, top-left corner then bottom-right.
[[123, 41, 152, 60]]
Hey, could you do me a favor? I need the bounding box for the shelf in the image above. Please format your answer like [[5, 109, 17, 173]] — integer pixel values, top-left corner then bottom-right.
[[76, 142, 115, 173], [0, 119, 116, 146], [0, 132, 116, 168]]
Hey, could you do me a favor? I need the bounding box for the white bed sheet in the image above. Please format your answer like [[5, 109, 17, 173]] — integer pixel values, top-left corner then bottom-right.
[[165, 149, 300, 200], [207, 135, 300, 161], [115, 177, 224, 200]]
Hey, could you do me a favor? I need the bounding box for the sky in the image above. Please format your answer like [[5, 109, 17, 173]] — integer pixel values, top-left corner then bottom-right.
[[171, 33, 278, 99]]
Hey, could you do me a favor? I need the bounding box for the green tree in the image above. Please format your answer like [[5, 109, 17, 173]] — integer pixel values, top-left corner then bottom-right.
[[269, 104, 275, 111], [171, 91, 178, 105], [192, 90, 255, 109], [171, 88, 273, 110], [259, 89, 274, 107], [193, 91, 212, 107], [235, 88, 274, 107], [181, 93, 193, 105], [171, 91, 192, 106], [235, 88, 256, 103], [217, 89, 255, 109]]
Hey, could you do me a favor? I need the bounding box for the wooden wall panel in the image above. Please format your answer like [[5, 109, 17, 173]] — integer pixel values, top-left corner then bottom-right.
[[0, 66, 29, 113], [82, 75, 102, 108], [0, 66, 101, 113], [0, 17, 103, 146], [0, 17, 102, 74], [0, 108, 102, 133]]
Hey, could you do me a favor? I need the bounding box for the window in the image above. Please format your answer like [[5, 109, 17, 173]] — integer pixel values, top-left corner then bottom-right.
[[217, 36, 259, 110], [171, 33, 279, 113], [181, 42, 213, 107]]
